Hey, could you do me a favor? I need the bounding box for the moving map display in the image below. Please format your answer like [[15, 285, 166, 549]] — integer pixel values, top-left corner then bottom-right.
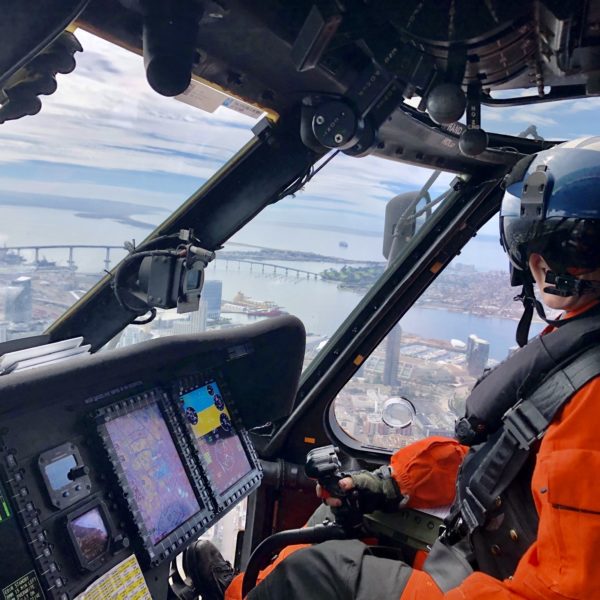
[[181, 381, 252, 494], [104, 403, 201, 544]]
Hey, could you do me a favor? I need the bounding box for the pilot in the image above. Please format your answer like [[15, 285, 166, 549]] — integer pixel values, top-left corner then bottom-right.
[[192, 137, 600, 600]]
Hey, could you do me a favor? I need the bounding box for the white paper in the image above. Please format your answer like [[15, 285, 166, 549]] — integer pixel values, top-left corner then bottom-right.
[[11, 345, 91, 372], [0, 337, 84, 374]]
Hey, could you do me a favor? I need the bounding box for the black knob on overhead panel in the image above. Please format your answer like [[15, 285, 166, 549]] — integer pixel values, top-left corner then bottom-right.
[[67, 465, 90, 480], [459, 81, 488, 156], [459, 128, 488, 157], [426, 83, 466, 125]]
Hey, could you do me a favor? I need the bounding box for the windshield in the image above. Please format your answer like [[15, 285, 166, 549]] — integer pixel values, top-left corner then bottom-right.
[[111, 151, 454, 358], [0, 32, 456, 367], [0, 31, 257, 340]]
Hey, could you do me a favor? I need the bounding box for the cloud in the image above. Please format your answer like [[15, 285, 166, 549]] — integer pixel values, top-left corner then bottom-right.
[[0, 31, 256, 180]]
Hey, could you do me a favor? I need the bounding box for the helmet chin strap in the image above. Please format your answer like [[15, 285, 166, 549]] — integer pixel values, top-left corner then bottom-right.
[[515, 281, 546, 347], [515, 272, 600, 347]]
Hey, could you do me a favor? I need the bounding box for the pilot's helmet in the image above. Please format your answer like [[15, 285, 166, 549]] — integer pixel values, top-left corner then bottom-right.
[[500, 137, 600, 282]]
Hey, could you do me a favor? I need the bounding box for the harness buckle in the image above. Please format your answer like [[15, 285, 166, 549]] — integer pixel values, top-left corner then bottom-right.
[[503, 401, 547, 451]]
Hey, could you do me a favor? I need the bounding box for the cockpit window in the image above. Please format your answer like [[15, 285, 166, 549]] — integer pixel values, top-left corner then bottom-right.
[[112, 152, 455, 366], [331, 216, 544, 451], [481, 95, 600, 139], [0, 31, 257, 341]]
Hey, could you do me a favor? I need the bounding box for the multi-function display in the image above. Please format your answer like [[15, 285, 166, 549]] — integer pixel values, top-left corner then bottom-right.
[[104, 402, 201, 544], [180, 381, 253, 494]]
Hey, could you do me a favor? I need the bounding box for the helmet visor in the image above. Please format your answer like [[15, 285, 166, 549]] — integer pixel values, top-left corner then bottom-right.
[[527, 218, 600, 273]]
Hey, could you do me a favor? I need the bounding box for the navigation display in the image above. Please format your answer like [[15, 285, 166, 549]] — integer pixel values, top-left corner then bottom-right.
[[70, 507, 109, 563], [181, 381, 252, 494], [104, 403, 201, 544]]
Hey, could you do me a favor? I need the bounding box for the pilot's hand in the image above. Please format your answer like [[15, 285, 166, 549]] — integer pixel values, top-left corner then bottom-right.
[[316, 466, 404, 511], [316, 477, 354, 507]]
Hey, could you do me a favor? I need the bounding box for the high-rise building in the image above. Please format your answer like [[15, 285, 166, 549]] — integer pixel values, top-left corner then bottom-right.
[[202, 280, 222, 320], [383, 324, 402, 386], [172, 300, 208, 335], [190, 300, 208, 333], [466, 334, 490, 377], [5, 276, 32, 323]]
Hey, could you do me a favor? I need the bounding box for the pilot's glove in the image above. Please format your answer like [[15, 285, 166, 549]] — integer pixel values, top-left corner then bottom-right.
[[317, 465, 405, 513], [348, 465, 405, 513]]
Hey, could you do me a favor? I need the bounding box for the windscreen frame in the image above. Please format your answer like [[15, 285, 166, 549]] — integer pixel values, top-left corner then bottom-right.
[[93, 388, 214, 567]]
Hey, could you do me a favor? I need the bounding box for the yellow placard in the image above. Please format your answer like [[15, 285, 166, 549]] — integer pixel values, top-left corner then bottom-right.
[[74, 554, 151, 600]]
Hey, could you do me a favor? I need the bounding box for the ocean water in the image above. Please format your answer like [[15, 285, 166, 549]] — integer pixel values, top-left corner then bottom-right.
[[1, 206, 525, 360]]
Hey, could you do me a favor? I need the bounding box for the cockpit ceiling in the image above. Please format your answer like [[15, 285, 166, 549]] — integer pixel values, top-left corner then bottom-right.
[[76, 0, 600, 113], [3, 0, 597, 171]]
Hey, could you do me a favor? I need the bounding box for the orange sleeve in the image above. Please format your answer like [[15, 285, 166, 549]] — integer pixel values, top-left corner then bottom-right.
[[390, 436, 468, 509]]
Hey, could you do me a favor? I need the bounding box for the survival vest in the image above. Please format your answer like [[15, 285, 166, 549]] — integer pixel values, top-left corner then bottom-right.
[[444, 308, 600, 580]]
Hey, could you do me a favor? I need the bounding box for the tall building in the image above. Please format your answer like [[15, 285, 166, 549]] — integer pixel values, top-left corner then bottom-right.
[[172, 300, 208, 335], [383, 324, 402, 386], [466, 334, 490, 377], [190, 300, 208, 333], [5, 276, 32, 323], [202, 280, 222, 320]]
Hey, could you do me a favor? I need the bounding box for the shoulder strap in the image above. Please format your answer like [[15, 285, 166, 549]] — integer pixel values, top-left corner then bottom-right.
[[458, 307, 600, 445], [450, 344, 600, 538]]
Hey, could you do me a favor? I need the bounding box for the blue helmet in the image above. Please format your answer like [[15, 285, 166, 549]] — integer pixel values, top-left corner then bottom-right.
[[500, 137, 600, 282]]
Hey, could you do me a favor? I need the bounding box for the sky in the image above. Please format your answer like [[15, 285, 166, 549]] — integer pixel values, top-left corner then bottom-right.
[[1, 30, 600, 260]]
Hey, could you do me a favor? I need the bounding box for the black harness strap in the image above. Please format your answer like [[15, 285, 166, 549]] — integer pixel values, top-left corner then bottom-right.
[[449, 344, 600, 537]]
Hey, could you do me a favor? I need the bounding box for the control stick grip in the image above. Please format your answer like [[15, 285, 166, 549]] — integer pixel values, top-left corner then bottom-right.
[[305, 445, 346, 497]]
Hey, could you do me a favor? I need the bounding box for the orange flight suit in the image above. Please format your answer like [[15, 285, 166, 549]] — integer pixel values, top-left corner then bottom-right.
[[225, 437, 467, 600], [227, 309, 600, 599]]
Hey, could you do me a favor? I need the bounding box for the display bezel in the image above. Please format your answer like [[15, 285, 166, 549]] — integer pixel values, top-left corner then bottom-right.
[[93, 388, 214, 566], [175, 371, 262, 510], [65, 500, 115, 571]]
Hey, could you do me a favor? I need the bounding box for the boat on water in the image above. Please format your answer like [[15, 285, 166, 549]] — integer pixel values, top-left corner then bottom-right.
[[0, 248, 25, 265], [228, 291, 287, 317], [232, 291, 279, 309], [339, 241, 348, 248], [34, 257, 57, 269]]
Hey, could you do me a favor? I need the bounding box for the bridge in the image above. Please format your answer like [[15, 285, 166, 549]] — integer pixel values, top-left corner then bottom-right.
[[2, 246, 323, 280], [216, 258, 320, 279], [3, 245, 124, 271]]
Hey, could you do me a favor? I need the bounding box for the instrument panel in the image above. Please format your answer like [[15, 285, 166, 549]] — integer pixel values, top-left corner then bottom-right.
[[0, 316, 305, 600]]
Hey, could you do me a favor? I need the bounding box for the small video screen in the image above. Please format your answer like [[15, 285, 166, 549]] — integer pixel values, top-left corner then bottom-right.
[[69, 507, 109, 564], [181, 381, 252, 494], [104, 402, 201, 544]]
